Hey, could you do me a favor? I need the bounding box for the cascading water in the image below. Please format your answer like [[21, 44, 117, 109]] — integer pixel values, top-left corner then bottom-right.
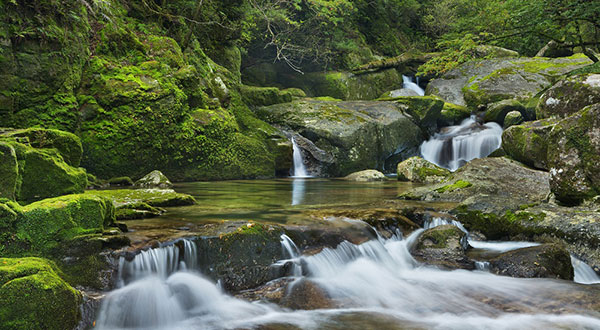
[[96, 226, 600, 329], [291, 137, 310, 178], [402, 75, 425, 96], [421, 116, 503, 171], [571, 256, 600, 284]]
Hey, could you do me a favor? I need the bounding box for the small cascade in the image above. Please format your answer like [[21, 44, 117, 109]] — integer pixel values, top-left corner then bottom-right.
[[277, 234, 303, 276], [291, 137, 310, 178], [420, 115, 503, 171], [571, 256, 600, 284], [402, 75, 425, 96]]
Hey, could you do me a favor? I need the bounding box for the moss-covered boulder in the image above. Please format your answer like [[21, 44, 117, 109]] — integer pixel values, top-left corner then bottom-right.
[[0, 194, 115, 255], [85, 189, 195, 208], [240, 85, 293, 107], [391, 96, 444, 135], [1, 128, 83, 167], [439, 102, 471, 126], [502, 118, 558, 170], [484, 99, 527, 126], [344, 170, 386, 182], [255, 99, 422, 176], [537, 74, 600, 119], [547, 104, 600, 205], [397, 156, 450, 183], [503, 111, 523, 128], [0, 257, 82, 330], [0, 142, 18, 200], [134, 170, 173, 189], [410, 225, 473, 269], [426, 55, 592, 108], [107, 177, 134, 187], [489, 244, 574, 280]]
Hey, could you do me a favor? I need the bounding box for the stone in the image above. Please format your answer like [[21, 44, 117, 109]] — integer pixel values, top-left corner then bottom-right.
[[240, 85, 293, 107], [410, 225, 473, 270], [502, 118, 558, 170], [489, 244, 574, 280], [426, 55, 591, 107], [280, 279, 336, 310], [396, 156, 450, 183], [503, 111, 523, 128], [537, 74, 600, 119], [439, 102, 471, 126], [134, 170, 173, 188], [107, 176, 134, 186], [547, 104, 600, 205], [0, 142, 18, 200], [85, 189, 195, 208], [484, 99, 527, 126], [344, 169, 387, 182]]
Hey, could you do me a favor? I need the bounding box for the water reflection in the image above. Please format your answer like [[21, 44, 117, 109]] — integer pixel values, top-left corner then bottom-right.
[[291, 178, 306, 206]]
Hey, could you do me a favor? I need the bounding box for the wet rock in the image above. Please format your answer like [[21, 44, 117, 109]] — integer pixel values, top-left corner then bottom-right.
[[255, 99, 422, 176], [426, 55, 591, 107], [380, 88, 421, 98], [397, 156, 450, 183], [502, 118, 558, 170], [410, 225, 473, 270], [537, 74, 600, 119], [547, 104, 600, 204], [280, 279, 336, 310], [503, 111, 524, 128], [393, 96, 444, 135], [85, 189, 195, 208], [439, 102, 471, 126], [484, 99, 527, 126], [236, 277, 293, 304], [489, 244, 574, 280], [344, 170, 386, 182], [134, 170, 173, 189]]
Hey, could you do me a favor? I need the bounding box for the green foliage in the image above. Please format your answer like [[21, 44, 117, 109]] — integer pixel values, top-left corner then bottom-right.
[[418, 34, 482, 77]]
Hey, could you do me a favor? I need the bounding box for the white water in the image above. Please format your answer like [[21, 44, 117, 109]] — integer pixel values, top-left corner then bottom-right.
[[291, 137, 310, 178], [421, 116, 503, 171], [572, 256, 600, 284], [402, 75, 425, 96], [97, 228, 600, 329]]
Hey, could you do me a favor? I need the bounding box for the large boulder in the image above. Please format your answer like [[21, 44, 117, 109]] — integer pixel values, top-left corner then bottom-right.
[[502, 118, 559, 170], [426, 55, 592, 107], [489, 244, 574, 280], [134, 170, 173, 189], [280, 279, 336, 310], [392, 96, 444, 135], [483, 99, 528, 126], [255, 99, 423, 176], [547, 104, 600, 205], [397, 156, 450, 183], [503, 111, 523, 128], [1, 128, 83, 167], [410, 225, 473, 269], [537, 74, 600, 119], [0, 257, 82, 330], [439, 102, 471, 126], [344, 170, 386, 182]]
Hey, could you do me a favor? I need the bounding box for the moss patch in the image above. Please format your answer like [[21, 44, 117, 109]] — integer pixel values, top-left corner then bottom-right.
[[435, 180, 472, 193]]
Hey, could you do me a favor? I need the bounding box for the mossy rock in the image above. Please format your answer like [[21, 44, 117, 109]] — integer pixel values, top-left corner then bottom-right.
[[502, 118, 559, 170], [134, 170, 173, 189], [484, 99, 526, 126], [240, 85, 293, 107], [0, 142, 18, 200], [435, 180, 472, 193], [411, 225, 473, 269], [547, 104, 600, 205], [108, 176, 134, 186], [397, 156, 450, 183], [537, 74, 600, 119], [489, 244, 574, 280], [2, 128, 83, 167], [85, 189, 195, 208], [0, 257, 81, 330], [392, 96, 444, 133], [503, 111, 523, 128], [344, 169, 386, 182], [439, 102, 471, 126]]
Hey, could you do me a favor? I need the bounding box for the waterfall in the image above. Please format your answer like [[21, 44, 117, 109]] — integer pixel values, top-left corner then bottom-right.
[[402, 75, 425, 96], [276, 234, 303, 276], [571, 256, 600, 284], [291, 137, 310, 178], [420, 116, 502, 171]]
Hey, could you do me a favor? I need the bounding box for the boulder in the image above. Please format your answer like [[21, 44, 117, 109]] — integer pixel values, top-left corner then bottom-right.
[[280, 279, 336, 310], [502, 118, 558, 170], [426, 55, 591, 107], [255, 99, 422, 176], [503, 111, 523, 128], [134, 170, 173, 188], [107, 176, 134, 187], [484, 99, 527, 126], [240, 85, 294, 107], [85, 189, 195, 208], [0, 142, 18, 200], [0, 257, 82, 330], [547, 104, 600, 204], [410, 225, 473, 269], [489, 244, 574, 280], [393, 96, 444, 135], [344, 170, 386, 182], [1, 128, 83, 167], [380, 88, 420, 98], [537, 74, 600, 119], [473, 45, 519, 58], [396, 156, 450, 183], [439, 102, 471, 126]]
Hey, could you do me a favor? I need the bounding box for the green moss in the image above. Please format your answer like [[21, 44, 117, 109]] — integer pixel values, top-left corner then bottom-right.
[[440, 103, 471, 125], [85, 189, 195, 208], [108, 176, 134, 186], [314, 96, 342, 101], [0, 143, 18, 200], [2, 128, 83, 167], [435, 180, 472, 193], [240, 85, 293, 107], [418, 226, 462, 249], [0, 257, 81, 330], [453, 205, 547, 240]]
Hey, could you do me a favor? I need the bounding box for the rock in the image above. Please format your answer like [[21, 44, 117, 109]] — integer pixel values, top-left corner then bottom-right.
[[426, 55, 591, 107], [1, 128, 84, 167], [107, 176, 134, 186], [474, 45, 519, 58], [115, 202, 164, 220], [503, 111, 523, 128], [85, 189, 195, 208], [0, 142, 18, 200], [0, 257, 82, 330], [396, 156, 450, 183], [484, 99, 527, 126], [439, 102, 471, 126], [134, 170, 173, 188], [502, 118, 558, 170], [537, 74, 600, 119], [410, 225, 473, 269], [240, 85, 293, 107], [255, 99, 423, 176], [280, 279, 335, 310], [380, 88, 420, 98], [393, 96, 444, 135], [489, 244, 574, 280], [547, 104, 600, 204], [344, 169, 387, 182]]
